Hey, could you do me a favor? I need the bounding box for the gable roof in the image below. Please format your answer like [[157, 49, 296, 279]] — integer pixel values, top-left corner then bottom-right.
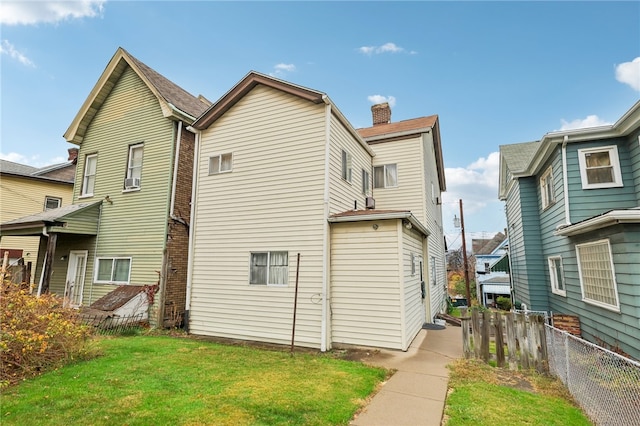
[[64, 47, 211, 145], [357, 115, 446, 192], [499, 141, 541, 175], [192, 71, 375, 156], [0, 159, 74, 184], [472, 232, 506, 255]]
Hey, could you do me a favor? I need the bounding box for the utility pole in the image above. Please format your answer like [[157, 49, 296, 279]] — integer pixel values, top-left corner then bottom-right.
[[459, 199, 472, 307]]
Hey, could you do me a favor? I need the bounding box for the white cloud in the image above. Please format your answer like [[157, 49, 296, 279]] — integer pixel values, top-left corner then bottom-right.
[[615, 57, 640, 91], [269, 63, 296, 78], [358, 42, 414, 55], [0, 0, 105, 25], [0, 152, 65, 167], [367, 95, 396, 108], [559, 115, 611, 131], [0, 40, 35, 67]]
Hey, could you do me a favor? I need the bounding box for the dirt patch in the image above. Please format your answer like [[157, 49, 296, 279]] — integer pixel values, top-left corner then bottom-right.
[[495, 370, 536, 393]]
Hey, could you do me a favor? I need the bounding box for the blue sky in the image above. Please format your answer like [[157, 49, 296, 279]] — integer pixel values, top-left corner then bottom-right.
[[1, 1, 639, 248]]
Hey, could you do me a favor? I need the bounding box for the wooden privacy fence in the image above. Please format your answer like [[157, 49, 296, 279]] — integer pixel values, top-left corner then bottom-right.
[[461, 308, 549, 373]]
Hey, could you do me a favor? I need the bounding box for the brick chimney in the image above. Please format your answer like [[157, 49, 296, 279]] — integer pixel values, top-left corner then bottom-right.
[[67, 148, 78, 163], [371, 103, 391, 125]]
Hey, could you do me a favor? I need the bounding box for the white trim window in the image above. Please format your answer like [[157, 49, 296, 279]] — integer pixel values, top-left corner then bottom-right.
[[576, 240, 619, 311], [81, 154, 97, 197], [362, 169, 370, 195], [548, 256, 566, 296], [250, 251, 288, 285], [540, 166, 555, 210], [95, 257, 131, 284], [373, 164, 398, 188], [124, 143, 143, 190], [209, 153, 233, 175], [44, 196, 62, 210], [341, 150, 352, 182], [577, 146, 623, 189]]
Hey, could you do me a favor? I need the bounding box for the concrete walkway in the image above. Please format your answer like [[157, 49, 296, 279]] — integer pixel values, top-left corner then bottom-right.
[[350, 325, 463, 426]]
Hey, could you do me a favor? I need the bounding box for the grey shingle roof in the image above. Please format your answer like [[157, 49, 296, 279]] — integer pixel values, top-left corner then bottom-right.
[[0, 159, 39, 176], [0, 159, 74, 183], [499, 141, 541, 174], [0, 202, 99, 226]]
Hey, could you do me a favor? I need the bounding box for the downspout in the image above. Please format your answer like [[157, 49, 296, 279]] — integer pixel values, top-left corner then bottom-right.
[[562, 135, 571, 225], [321, 96, 331, 352], [184, 126, 201, 332]]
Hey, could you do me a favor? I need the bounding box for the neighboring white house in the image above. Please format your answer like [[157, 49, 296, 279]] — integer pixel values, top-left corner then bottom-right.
[[472, 233, 510, 307], [186, 72, 447, 351]]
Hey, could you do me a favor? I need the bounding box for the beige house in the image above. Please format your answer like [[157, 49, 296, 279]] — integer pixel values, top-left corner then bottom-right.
[[1, 48, 210, 324], [0, 154, 76, 283], [187, 72, 447, 351]]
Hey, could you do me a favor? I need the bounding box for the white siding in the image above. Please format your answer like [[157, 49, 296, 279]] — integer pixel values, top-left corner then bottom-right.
[[402, 225, 427, 349], [190, 85, 327, 348], [330, 220, 404, 350]]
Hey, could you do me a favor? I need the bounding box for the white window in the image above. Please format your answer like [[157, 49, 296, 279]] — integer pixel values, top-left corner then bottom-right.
[[95, 257, 131, 284], [209, 153, 233, 175], [44, 196, 61, 210], [81, 154, 97, 197], [576, 240, 619, 311], [250, 251, 288, 285], [484, 262, 490, 273], [577, 146, 623, 189], [548, 256, 566, 296], [124, 144, 143, 189], [341, 150, 352, 182], [540, 166, 555, 209], [362, 169, 370, 195], [373, 164, 397, 188]]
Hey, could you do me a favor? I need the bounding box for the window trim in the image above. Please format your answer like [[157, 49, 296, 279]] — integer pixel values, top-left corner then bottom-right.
[[209, 153, 233, 175], [373, 164, 398, 189], [577, 145, 623, 189], [341, 149, 352, 183], [249, 251, 289, 286], [548, 256, 566, 297], [540, 166, 555, 210], [80, 154, 97, 197], [44, 196, 62, 211], [576, 239, 620, 311], [94, 257, 132, 285]]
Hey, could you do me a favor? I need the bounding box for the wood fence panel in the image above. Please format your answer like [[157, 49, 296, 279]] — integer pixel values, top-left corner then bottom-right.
[[494, 311, 505, 368]]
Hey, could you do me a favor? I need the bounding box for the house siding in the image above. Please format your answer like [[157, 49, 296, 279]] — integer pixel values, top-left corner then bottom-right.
[[402, 224, 427, 349], [72, 65, 174, 305], [330, 220, 403, 349], [189, 85, 327, 348]]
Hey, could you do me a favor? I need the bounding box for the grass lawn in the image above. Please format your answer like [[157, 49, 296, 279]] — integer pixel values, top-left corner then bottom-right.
[[444, 359, 592, 426], [1, 336, 388, 426]]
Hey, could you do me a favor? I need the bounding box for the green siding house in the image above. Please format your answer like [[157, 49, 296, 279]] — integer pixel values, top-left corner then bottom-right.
[[499, 100, 640, 360], [1, 48, 210, 326]]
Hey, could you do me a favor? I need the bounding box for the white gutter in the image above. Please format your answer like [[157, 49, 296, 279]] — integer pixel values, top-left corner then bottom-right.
[[555, 209, 640, 236], [169, 121, 183, 217], [320, 97, 331, 352], [184, 126, 201, 319], [562, 135, 571, 225]]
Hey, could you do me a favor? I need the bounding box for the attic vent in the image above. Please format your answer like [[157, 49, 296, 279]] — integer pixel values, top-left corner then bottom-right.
[[365, 196, 376, 209]]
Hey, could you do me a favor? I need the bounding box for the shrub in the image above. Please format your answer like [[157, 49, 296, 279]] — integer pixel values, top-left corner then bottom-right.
[[0, 280, 95, 387], [496, 296, 512, 311]]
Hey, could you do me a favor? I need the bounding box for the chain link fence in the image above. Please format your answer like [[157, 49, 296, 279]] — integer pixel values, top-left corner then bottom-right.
[[546, 325, 640, 426]]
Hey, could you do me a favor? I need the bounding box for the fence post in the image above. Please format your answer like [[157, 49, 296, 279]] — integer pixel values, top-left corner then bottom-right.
[[516, 312, 530, 369], [536, 316, 549, 374], [481, 310, 491, 363], [472, 309, 482, 359], [461, 313, 472, 359], [494, 311, 505, 368]]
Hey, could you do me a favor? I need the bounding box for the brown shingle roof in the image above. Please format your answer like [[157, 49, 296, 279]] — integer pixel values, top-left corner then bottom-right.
[[357, 115, 438, 139], [89, 285, 147, 312]]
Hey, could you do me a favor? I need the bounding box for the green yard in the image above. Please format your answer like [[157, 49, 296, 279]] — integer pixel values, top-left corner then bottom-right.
[[1, 336, 387, 426]]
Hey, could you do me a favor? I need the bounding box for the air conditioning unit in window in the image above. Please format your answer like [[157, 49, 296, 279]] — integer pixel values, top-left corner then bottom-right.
[[124, 177, 140, 189], [365, 196, 376, 209]]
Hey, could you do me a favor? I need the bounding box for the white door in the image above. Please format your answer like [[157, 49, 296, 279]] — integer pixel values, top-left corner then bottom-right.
[[64, 250, 87, 308]]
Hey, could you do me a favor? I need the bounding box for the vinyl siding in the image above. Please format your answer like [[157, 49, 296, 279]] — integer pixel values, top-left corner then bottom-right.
[[402, 225, 427, 349], [505, 179, 531, 307], [328, 114, 373, 214], [72, 65, 174, 305], [189, 85, 327, 349], [330, 220, 403, 350], [0, 175, 73, 283]]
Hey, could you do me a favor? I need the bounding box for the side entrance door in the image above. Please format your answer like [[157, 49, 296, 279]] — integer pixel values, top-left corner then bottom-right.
[[64, 250, 88, 308]]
